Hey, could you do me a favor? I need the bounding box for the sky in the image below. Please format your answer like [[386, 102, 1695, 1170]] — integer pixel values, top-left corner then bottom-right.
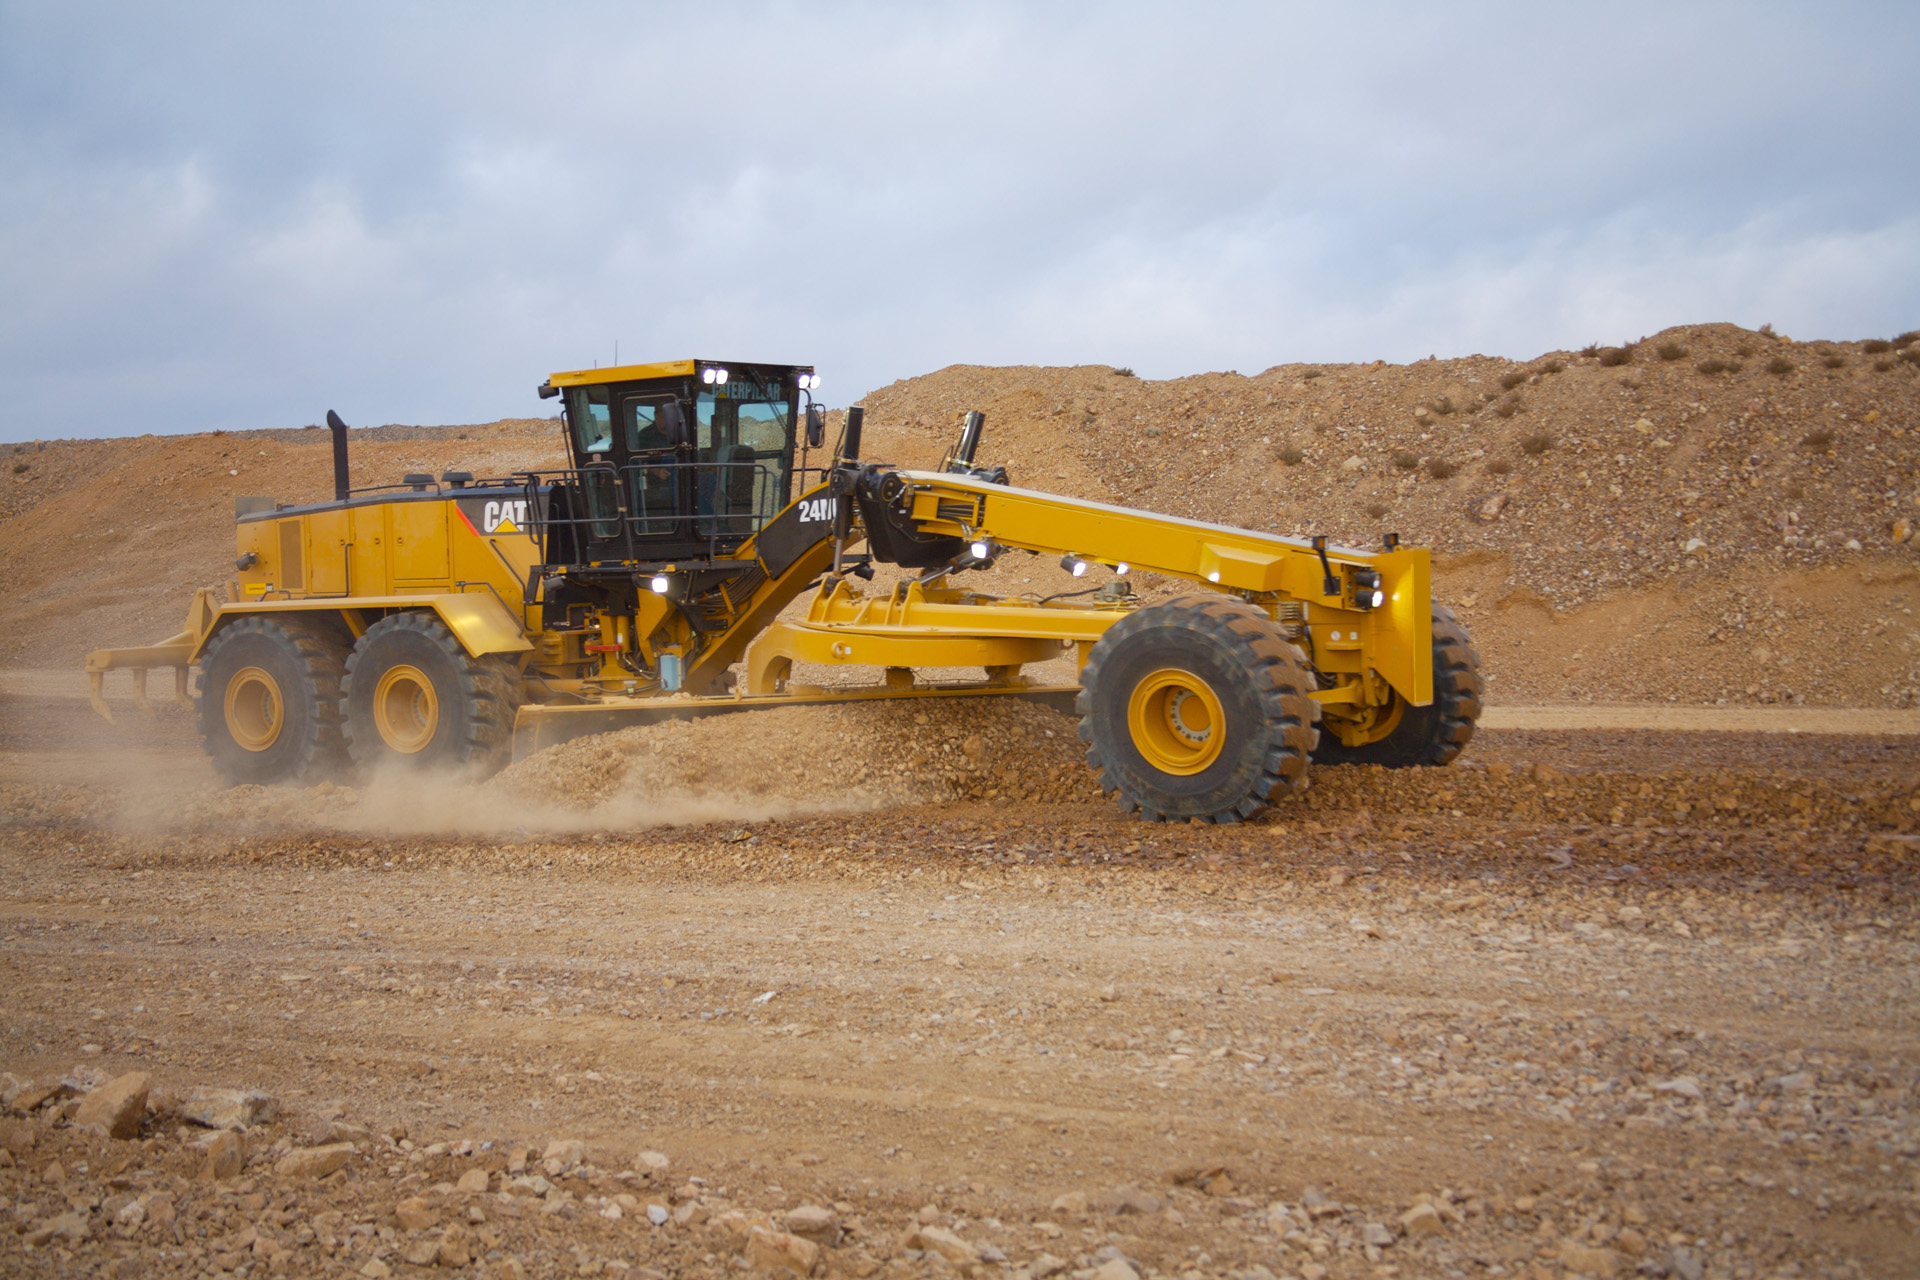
[[1, 1, 1916, 442]]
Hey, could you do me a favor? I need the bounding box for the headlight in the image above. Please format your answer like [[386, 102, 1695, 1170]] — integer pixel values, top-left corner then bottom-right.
[[1059, 553, 1089, 577], [970, 540, 992, 560], [1370, 589, 1385, 608], [1114, 562, 1130, 575], [650, 575, 671, 594]]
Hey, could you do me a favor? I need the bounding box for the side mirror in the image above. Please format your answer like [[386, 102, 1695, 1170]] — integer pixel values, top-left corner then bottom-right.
[[805, 405, 826, 448], [658, 400, 688, 447]]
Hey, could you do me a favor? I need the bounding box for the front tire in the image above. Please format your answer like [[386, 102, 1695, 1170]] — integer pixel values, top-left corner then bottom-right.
[[341, 613, 520, 776], [1077, 594, 1320, 823], [197, 615, 349, 785], [1313, 603, 1483, 767]]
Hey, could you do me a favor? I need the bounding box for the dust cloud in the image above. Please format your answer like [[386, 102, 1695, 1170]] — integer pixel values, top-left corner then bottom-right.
[[26, 697, 1100, 839]]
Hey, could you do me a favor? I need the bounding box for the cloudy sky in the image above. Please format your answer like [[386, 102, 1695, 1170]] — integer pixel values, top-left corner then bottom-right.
[[2, 1, 1916, 441]]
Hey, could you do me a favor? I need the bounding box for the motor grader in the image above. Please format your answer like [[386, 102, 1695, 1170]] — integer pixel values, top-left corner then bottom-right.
[[87, 357, 1482, 822]]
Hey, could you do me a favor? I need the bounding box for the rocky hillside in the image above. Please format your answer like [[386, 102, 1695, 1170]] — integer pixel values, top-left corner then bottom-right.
[[6, 324, 1920, 707], [859, 323, 1920, 706]]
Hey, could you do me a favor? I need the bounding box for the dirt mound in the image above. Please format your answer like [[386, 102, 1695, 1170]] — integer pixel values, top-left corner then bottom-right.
[[856, 322, 1920, 705], [862, 323, 1920, 590], [498, 698, 1101, 813], [7, 324, 1920, 707]]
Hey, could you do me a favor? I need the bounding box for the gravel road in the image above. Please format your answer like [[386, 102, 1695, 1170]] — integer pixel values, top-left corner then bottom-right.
[[2, 684, 1918, 1280]]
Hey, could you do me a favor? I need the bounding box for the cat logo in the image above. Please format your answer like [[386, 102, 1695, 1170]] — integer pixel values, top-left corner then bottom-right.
[[480, 499, 529, 533]]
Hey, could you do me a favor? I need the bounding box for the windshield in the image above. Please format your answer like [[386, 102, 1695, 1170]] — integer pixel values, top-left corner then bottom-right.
[[695, 376, 792, 536]]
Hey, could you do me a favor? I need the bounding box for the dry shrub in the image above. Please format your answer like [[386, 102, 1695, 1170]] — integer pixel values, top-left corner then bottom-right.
[[1520, 433, 1554, 455], [1112, 366, 1135, 377], [10, 461, 27, 475], [1364, 502, 1390, 519], [1697, 357, 1732, 375], [1875, 358, 1896, 372], [1801, 429, 1834, 454], [1735, 343, 1755, 357], [1500, 370, 1527, 390], [1766, 356, 1795, 376], [1901, 347, 1920, 365], [1579, 343, 1600, 357], [1426, 458, 1457, 480], [1821, 353, 1846, 369], [1862, 339, 1893, 354], [1430, 396, 1456, 416], [1494, 395, 1524, 419], [1391, 452, 1420, 470], [1656, 341, 1689, 361], [1303, 369, 1324, 380], [1758, 322, 1776, 337], [1278, 446, 1305, 466], [1541, 359, 1566, 374], [1893, 330, 1919, 348], [1487, 458, 1514, 475], [1598, 345, 1635, 367]]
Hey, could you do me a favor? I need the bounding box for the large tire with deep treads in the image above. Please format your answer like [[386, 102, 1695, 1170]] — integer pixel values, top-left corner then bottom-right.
[[1077, 594, 1321, 823], [1313, 603, 1483, 767], [196, 614, 350, 785], [341, 612, 522, 777]]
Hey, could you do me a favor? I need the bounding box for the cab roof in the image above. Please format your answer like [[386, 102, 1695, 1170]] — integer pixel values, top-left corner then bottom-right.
[[545, 359, 812, 390]]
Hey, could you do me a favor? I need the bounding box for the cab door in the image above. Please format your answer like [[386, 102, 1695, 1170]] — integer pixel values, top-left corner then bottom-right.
[[622, 394, 687, 546]]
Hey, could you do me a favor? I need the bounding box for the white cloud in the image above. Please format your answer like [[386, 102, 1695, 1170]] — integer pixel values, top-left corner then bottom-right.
[[0, 1, 1915, 440]]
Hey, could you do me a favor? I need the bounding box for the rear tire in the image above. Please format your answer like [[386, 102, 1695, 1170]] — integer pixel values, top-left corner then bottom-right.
[[1313, 603, 1483, 767], [341, 613, 521, 777], [1077, 594, 1320, 823], [337, 614, 518, 782], [196, 615, 348, 785]]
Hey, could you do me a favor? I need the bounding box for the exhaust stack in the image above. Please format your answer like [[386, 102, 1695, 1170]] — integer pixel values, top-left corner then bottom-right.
[[325, 410, 351, 502]]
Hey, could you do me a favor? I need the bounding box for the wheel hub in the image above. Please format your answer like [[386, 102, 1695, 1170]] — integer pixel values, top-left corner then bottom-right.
[[1127, 668, 1226, 775], [224, 666, 283, 752], [372, 664, 439, 753]]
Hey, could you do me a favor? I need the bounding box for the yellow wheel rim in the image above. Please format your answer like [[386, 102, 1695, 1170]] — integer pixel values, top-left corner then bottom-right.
[[371, 664, 439, 754], [1127, 667, 1227, 775], [224, 666, 284, 752]]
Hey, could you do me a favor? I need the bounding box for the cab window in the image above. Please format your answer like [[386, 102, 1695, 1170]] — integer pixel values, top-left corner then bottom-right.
[[625, 398, 677, 454], [566, 386, 612, 456]]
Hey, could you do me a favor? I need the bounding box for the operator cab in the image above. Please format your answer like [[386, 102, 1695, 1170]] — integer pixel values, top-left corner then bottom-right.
[[537, 359, 816, 567]]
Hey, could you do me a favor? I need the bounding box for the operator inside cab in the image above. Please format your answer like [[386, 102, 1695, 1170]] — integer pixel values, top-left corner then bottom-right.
[[548, 360, 810, 562]]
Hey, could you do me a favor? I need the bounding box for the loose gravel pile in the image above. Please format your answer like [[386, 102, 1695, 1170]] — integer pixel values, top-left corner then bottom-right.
[[498, 698, 1103, 814]]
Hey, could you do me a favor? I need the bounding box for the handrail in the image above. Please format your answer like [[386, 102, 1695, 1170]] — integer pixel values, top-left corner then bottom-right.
[[515, 461, 789, 564]]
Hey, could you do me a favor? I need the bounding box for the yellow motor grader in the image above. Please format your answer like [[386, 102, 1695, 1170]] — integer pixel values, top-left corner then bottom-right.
[[87, 357, 1482, 822]]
